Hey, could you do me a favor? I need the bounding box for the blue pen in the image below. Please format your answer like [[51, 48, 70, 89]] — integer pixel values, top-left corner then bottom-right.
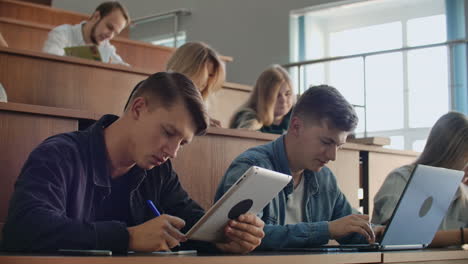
[[147, 200, 183, 250], [146, 200, 161, 217]]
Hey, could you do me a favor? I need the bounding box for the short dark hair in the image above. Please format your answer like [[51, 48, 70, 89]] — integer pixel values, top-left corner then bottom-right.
[[95, 1, 130, 26], [291, 85, 358, 132], [124, 72, 209, 136]]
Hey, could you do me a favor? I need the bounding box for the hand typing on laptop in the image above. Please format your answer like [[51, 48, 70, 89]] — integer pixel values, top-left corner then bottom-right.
[[328, 214, 377, 243]]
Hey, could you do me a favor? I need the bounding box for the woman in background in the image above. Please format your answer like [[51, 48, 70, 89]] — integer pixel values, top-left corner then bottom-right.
[[229, 65, 294, 134], [166, 41, 225, 127], [372, 111, 468, 247]]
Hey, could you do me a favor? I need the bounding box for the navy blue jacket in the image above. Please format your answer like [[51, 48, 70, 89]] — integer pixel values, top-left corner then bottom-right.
[[1, 115, 207, 253]]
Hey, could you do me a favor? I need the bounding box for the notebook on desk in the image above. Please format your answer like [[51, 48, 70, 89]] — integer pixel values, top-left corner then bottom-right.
[[282, 164, 464, 252], [64, 45, 102, 62]]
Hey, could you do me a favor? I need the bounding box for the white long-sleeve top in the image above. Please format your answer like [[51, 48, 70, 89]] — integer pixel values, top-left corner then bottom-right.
[[42, 21, 128, 66]]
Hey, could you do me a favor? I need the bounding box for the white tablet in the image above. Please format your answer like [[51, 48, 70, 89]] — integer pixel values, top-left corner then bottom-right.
[[186, 166, 292, 242]]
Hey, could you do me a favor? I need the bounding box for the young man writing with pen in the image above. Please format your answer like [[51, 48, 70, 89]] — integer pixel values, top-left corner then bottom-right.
[[1, 72, 265, 254]]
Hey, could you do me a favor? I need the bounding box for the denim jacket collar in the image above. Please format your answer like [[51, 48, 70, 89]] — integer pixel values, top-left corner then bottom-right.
[[272, 136, 319, 199]]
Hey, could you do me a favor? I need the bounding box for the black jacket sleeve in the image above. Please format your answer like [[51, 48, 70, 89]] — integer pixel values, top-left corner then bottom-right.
[[1, 145, 129, 253]]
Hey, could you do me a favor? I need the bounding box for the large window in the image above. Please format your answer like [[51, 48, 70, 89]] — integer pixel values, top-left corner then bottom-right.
[[290, 0, 449, 151]]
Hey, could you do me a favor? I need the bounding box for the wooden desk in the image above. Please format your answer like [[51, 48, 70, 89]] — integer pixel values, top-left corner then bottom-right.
[[0, 102, 362, 223], [336, 143, 419, 215], [364, 147, 418, 217], [1, 248, 467, 264], [0, 103, 392, 221], [173, 128, 362, 210], [0, 0, 87, 28], [0, 0, 130, 37], [382, 248, 468, 263], [0, 251, 382, 264], [0, 17, 233, 73], [0, 47, 148, 115], [0, 102, 96, 227], [207, 82, 251, 128], [172, 128, 278, 210], [0, 17, 169, 72], [0, 47, 247, 125]]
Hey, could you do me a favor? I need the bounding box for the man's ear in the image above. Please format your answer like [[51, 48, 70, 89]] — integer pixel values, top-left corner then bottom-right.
[[130, 97, 147, 121], [289, 116, 303, 137], [89, 11, 101, 23]]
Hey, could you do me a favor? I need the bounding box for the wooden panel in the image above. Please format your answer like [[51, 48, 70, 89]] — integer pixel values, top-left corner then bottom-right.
[[0, 102, 99, 120], [173, 128, 361, 211], [382, 249, 468, 263], [17, 0, 51, 6], [0, 0, 87, 25], [0, 252, 382, 264], [327, 149, 360, 209], [172, 130, 275, 210], [0, 47, 148, 115], [367, 151, 417, 218], [0, 18, 231, 72], [208, 84, 251, 128], [0, 0, 130, 37], [0, 18, 51, 51], [110, 38, 174, 73], [0, 111, 78, 225], [0, 18, 164, 71], [0, 47, 247, 124]]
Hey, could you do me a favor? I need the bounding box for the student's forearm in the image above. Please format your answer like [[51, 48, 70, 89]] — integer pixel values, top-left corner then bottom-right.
[[429, 228, 467, 248], [257, 222, 330, 250]]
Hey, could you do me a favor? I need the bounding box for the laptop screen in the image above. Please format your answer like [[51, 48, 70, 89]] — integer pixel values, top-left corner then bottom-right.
[[378, 164, 463, 247]]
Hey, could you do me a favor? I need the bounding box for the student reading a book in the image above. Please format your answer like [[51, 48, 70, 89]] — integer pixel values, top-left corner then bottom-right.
[[166, 42, 226, 127], [229, 65, 294, 134], [42, 1, 129, 65], [216, 85, 383, 250], [372, 111, 468, 247], [1, 72, 265, 254]]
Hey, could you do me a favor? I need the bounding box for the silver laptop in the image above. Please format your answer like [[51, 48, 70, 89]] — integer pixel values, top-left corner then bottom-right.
[[282, 164, 464, 252], [374, 164, 464, 250]]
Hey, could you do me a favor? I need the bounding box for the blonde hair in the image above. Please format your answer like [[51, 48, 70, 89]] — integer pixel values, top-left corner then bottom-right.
[[230, 65, 292, 128], [415, 112, 468, 170], [166, 42, 225, 100]]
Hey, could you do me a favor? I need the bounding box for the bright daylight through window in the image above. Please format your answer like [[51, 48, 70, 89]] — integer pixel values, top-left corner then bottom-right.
[[290, 0, 450, 151]]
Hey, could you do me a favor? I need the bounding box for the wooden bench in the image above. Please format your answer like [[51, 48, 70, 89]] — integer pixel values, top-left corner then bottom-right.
[[0, 0, 130, 37], [0, 47, 248, 126], [0, 102, 97, 228], [0, 102, 354, 223], [0, 101, 417, 231], [0, 17, 233, 73]]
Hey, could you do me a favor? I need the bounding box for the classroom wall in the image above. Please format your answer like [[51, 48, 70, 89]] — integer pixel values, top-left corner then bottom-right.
[[52, 0, 344, 85]]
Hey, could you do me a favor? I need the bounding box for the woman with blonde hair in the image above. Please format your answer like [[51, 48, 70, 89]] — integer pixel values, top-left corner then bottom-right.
[[166, 42, 225, 127], [229, 65, 294, 134], [372, 111, 468, 247]]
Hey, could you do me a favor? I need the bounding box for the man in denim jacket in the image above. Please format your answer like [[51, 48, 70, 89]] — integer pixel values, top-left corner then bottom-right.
[[216, 85, 379, 250]]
